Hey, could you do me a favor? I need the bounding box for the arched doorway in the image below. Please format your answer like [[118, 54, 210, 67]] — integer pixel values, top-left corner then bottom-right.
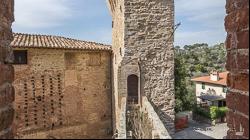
[[127, 75, 139, 104]]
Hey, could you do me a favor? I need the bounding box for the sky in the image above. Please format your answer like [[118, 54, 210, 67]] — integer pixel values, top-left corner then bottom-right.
[[13, 0, 227, 47]]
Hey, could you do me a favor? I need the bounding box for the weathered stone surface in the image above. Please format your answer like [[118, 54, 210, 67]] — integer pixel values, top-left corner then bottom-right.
[[0, 105, 14, 131], [107, 0, 175, 137], [13, 48, 112, 139], [0, 0, 14, 139], [127, 97, 171, 139]]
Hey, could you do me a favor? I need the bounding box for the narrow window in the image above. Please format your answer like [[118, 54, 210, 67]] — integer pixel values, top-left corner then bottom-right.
[[223, 86, 227, 93], [127, 75, 139, 104], [13, 50, 27, 64], [120, 6, 122, 12], [202, 83, 205, 90]]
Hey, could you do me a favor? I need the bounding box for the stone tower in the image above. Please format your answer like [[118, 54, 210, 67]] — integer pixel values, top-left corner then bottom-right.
[[107, 0, 175, 136]]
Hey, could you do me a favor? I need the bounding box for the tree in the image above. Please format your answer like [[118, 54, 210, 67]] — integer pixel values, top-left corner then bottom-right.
[[174, 52, 196, 112], [174, 42, 226, 113]]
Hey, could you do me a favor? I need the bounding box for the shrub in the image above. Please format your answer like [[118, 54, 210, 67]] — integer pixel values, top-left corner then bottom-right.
[[210, 106, 219, 120], [218, 107, 228, 118], [193, 106, 228, 120], [193, 106, 211, 119], [209, 106, 228, 120]]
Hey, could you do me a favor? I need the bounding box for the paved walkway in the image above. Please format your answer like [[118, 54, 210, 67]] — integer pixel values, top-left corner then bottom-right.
[[174, 120, 228, 139]]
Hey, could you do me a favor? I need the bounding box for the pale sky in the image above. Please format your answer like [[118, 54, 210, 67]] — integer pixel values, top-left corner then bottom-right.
[[13, 0, 227, 47]]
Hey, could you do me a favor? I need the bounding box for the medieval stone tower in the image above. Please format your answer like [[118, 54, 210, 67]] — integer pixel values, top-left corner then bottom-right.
[[107, 0, 175, 138]]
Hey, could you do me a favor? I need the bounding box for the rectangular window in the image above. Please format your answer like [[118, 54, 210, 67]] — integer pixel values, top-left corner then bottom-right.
[[218, 101, 223, 107], [13, 50, 27, 64], [223, 86, 227, 93], [202, 83, 205, 90]]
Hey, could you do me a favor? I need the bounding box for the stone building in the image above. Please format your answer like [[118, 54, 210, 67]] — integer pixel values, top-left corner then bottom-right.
[[107, 0, 175, 138], [10, 0, 176, 138], [1, 0, 249, 139], [11, 33, 113, 139]]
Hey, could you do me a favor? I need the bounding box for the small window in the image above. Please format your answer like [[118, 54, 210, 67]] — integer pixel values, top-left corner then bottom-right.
[[202, 83, 205, 90], [223, 86, 228, 93], [13, 50, 27, 64]]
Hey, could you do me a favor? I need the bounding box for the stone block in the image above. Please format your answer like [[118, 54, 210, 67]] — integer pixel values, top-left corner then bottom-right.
[[0, 106, 14, 132]]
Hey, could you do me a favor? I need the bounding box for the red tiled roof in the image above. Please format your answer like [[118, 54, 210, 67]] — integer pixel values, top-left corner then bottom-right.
[[191, 72, 229, 86], [11, 33, 111, 51]]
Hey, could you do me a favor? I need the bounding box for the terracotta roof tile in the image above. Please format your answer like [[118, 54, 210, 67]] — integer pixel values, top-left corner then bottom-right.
[[191, 72, 229, 86], [11, 33, 112, 51]]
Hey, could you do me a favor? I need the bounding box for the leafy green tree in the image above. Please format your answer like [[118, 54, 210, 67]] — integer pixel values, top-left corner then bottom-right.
[[174, 51, 196, 112]]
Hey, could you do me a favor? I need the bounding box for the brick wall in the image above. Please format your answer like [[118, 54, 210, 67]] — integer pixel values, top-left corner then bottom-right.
[[0, 0, 15, 139], [225, 0, 249, 139]]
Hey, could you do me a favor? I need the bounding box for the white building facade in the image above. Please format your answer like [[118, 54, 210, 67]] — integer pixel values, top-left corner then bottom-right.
[[192, 71, 228, 107]]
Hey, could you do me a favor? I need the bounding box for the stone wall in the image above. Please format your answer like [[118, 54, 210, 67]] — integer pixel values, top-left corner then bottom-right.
[[127, 97, 171, 139], [116, 97, 127, 139], [0, 0, 15, 139], [13, 48, 112, 139], [123, 0, 175, 134], [108, 0, 175, 135], [107, 0, 125, 132], [225, 0, 249, 139]]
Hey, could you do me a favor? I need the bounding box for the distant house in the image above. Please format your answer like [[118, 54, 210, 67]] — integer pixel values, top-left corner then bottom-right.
[[191, 71, 229, 107]]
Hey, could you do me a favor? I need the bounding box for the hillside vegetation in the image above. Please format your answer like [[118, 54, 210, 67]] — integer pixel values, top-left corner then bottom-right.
[[174, 43, 226, 112]]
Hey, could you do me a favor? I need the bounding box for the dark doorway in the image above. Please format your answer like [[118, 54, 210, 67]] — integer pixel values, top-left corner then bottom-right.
[[127, 75, 139, 104]]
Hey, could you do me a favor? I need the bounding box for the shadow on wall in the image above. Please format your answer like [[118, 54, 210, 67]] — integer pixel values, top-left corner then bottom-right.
[[148, 99, 175, 137]]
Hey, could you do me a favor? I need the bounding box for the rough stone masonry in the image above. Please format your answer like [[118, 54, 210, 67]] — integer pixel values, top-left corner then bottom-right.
[[4, 0, 248, 139], [0, 0, 15, 139], [107, 0, 175, 136]]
